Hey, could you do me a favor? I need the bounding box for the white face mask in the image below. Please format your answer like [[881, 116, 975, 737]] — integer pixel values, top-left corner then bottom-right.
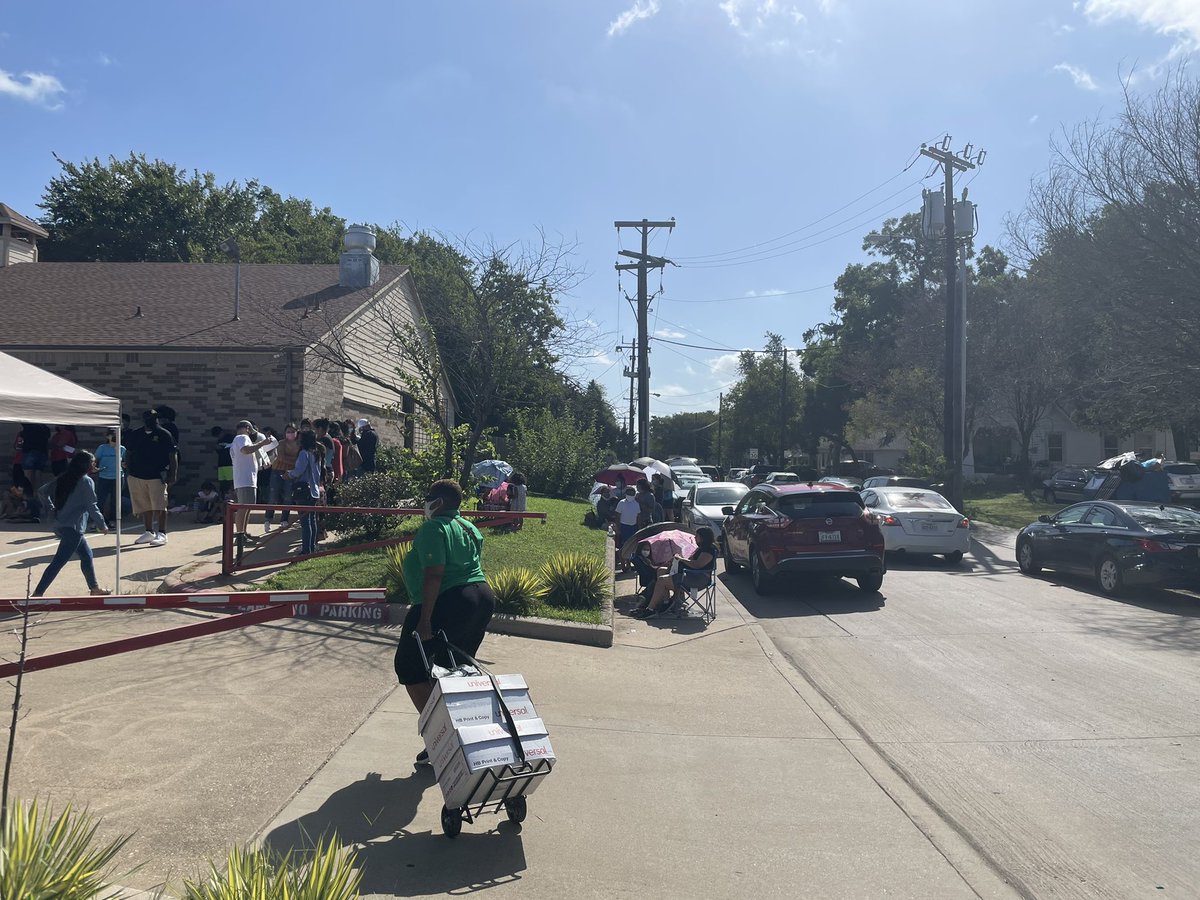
[[423, 499, 441, 519]]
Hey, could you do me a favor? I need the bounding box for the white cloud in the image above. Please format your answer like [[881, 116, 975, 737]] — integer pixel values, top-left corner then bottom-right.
[[584, 351, 615, 366], [1054, 62, 1099, 90], [1028, 113, 1040, 125], [744, 288, 787, 297], [655, 328, 687, 339], [608, 0, 660, 37], [656, 384, 692, 398], [1083, 0, 1200, 45], [711, 352, 743, 378], [97, 52, 115, 66], [0, 69, 65, 108]]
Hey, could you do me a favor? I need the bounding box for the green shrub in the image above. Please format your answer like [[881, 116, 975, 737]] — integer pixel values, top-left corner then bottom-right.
[[489, 567, 546, 615], [383, 541, 413, 603], [537, 551, 610, 610], [325, 473, 420, 540], [182, 838, 360, 900], [0, 799, 131, 899], [507, 410, 608, 499]]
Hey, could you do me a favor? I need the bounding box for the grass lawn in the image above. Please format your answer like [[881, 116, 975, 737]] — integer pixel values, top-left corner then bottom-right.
[[965, 491, 1063, 531], [258, 496, 607, 624]]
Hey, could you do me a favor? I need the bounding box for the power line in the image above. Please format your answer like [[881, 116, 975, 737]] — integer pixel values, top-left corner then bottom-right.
[[658, 283, 835, 305], [678, 194, 923, 269]]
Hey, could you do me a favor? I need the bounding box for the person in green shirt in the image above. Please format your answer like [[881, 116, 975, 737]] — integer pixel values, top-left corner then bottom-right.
[[394, 479, 497, 749]]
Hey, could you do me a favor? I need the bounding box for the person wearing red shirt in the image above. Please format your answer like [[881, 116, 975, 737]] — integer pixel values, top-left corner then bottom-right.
[[49, 425, 78, 477]]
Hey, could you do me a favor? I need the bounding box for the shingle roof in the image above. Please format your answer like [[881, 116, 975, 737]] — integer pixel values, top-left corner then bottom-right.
[[0, 262, 409, 349], [0, 203, 49, 238]]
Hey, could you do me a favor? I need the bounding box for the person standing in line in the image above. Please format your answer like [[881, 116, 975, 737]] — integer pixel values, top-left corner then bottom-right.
[[283, 429, 323, 555], [614, 486, 641, 573], [393, 479, 497, 764], [124, 409, 177, 547], [210, 425, 234, 501], [356, 418, 379, 473], [49, 425, 78, 477], [230, 419, 275, 550], [327, 422, 345, 496], [264, 423, 300, 534], [508, 471, 528, 529], [33, 451, 110, 597], [11, 428, 28, 492], [20, 422, 51, 517], [635, 478, 656, 528], [94, 428, 125, 529]]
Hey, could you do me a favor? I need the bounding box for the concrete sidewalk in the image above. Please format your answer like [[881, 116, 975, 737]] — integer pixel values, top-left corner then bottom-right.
[[257, 574, 1016, 899]]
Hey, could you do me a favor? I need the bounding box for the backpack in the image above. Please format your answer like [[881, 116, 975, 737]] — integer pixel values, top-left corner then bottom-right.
[[344, 442, 363, 471]]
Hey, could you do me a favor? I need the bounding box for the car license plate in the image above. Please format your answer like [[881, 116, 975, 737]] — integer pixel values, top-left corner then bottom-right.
[[819, 530, 841, 543], [920, 521, 939, 532]]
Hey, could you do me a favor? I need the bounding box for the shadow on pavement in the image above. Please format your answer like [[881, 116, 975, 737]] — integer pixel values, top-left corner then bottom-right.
[[263, 769, 528, 896], [719, 571, 886, 619]]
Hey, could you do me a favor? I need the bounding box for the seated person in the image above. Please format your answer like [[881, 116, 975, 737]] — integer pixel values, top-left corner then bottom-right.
[[631, 540, 660, 600], [632, 527, 718, 618], [194, 480, 222, 523], [1, 484, 32, 520]]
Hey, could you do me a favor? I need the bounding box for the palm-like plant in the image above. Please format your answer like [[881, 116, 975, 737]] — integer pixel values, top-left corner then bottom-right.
[[181, 838, 360, 900], [488, 567, 546, 615], [0, 799, 131, 899], [537, 552, 611, 610]]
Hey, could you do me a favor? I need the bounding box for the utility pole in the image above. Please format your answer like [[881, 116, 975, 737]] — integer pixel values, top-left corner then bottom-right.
[[717, 392, 723, 472], [616, 339, 637, 451], [779, 346, 789, 466], [920, 138, 984, 512], [615, 218, 676, 458]]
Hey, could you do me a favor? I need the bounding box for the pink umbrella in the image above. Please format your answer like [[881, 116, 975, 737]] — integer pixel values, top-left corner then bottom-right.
[[619, 524, 697, 565]]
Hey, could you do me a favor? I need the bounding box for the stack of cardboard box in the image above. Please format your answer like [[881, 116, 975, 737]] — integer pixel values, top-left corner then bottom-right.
[[418, 673, 556, 810]]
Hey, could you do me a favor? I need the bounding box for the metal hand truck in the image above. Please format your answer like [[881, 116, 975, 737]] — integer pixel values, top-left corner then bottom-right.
[[415, 632, 554, 838]]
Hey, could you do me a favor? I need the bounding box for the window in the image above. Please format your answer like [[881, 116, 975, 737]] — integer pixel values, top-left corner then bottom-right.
[[1084, 506, 1123, 527], [1054, 505, 1089, 525], [735, 492, 769, 515], [776, 492, 865, 519], [1048, 432, 1064, 464], [1102, 434, 1120, 458], [402, 394, 416, 450]]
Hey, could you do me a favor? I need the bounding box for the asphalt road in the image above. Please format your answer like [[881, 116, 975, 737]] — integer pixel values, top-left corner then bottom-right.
[[723, 533, 1200, 900]]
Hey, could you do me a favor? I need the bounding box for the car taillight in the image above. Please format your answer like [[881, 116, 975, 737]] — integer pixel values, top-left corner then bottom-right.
[[765, 516, 793, 529], [957, 517, 970, 529], [875, 514, 900, 526], [1136, 538, 1180, 553]]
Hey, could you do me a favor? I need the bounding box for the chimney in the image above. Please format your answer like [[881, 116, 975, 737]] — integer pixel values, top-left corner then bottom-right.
[[339, 225, 379, 289]]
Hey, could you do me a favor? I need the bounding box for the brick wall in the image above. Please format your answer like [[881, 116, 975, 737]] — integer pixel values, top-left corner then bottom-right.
[[1, 349, 298, 498]]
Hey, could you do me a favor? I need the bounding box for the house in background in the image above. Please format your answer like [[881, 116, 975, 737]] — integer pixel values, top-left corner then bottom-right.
[[0, 203, 48, 267], [0, 216, 455, 493]]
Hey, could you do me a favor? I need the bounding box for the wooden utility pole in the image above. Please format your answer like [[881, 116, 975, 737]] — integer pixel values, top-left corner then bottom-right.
[[779, 346, 789, 466], [615, 218, 675, 457], [717, 392, 723, 471], [919, 141, 979, 512]]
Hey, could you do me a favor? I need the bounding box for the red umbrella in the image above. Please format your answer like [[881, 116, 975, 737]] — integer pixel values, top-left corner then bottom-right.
[[593, 463, 644, 487]]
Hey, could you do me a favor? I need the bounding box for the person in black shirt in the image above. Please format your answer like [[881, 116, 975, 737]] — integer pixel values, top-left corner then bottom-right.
[[19, 423, 51, 518], [210, 425, 234, 500], [356, 418, 379, 473], [125, 409, 178, 546]]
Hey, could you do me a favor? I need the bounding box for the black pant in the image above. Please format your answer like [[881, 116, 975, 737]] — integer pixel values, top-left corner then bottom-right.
[[393, 581, 497, 685]]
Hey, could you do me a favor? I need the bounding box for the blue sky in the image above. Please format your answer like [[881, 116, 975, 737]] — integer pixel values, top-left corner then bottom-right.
[[3, 1, 1196, 422]]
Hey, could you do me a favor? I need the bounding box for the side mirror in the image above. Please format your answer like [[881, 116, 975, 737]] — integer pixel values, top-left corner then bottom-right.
[[1037, 515, 1052, 524], [721, 506, 735, 516], [682, 500, 693, 508]]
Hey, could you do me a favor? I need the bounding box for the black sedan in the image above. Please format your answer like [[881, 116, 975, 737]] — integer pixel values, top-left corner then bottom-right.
[[1041, 467, 1093, 504], [1016, 501, 1200, 596]]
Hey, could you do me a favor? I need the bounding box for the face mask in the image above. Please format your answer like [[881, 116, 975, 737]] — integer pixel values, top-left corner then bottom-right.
[[285, 431, 297, 439], [423, 499, 441, 519]]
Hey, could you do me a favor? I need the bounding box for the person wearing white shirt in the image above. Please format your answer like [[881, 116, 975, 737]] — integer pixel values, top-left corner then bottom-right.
[[230, 419, 276, 544]]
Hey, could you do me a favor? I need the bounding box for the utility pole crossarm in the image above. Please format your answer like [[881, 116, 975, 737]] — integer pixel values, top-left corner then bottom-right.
[[613, 220, 676, 229], [618, 249, 672, 267]]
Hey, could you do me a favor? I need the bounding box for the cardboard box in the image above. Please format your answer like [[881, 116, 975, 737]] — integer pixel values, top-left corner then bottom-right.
[[434, 717, 556, 810], [418, 674, 538, 763]]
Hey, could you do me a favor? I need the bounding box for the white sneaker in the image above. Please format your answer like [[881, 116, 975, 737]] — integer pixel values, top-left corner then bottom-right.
[[151, 533, 167, 546], [134, 531, 155, 545], [263, 522, 273, 534]]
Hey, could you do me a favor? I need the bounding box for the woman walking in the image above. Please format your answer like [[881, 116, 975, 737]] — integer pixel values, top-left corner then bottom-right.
[[393, 479, 497, 763], [284, 430, 323, 555], [34, 451, 110, 597]]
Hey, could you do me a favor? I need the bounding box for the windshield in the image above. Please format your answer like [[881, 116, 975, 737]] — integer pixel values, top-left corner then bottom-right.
[[676, 473, 709, 486], [695, 486, 747, 506], [1123, 505, 1200, 530], [777, 492, 865, 519], [879, 489, 953, 510], [768, 473, 799, 482]]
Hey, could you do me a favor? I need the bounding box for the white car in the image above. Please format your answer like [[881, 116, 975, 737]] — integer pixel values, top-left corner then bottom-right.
[[1164, 461, 1200, 503], [680, 482, 749, 543], [861, 486, 970, 563]]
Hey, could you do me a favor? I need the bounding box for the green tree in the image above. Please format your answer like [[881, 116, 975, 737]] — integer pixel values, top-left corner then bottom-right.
[[507, 410, 608, 498], [649, 410, 718, 461], [722, 333, 804, 466]]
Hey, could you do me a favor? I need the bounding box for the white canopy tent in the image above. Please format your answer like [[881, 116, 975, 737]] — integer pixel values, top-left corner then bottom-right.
[[0, 351, 124, 593]]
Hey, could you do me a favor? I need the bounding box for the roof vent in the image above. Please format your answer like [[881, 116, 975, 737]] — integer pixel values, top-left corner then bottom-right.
[[339, 224, 379, 289]]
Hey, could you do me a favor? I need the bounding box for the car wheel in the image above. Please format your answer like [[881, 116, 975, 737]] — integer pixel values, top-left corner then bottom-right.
[[1095, 554, 1124, 596], [723, 538, 742, 573], [944, 550, 964, 565], [857, 573, 884, 592], [750, 547, 774, 595], [1016, 539, 1041, 575]]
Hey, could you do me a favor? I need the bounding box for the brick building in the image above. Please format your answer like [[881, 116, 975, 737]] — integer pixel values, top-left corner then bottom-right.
[[0, 225, 455, 493]]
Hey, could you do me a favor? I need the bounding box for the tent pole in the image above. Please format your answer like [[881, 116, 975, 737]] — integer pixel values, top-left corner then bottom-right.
[[114, 416, 121, 595]]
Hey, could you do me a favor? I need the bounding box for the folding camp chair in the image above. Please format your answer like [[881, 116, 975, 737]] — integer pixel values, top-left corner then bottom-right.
[[674, 564, 717, 625]]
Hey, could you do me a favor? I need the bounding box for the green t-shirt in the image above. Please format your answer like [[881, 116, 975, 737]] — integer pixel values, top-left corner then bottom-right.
[[403, 513, 487, 603]]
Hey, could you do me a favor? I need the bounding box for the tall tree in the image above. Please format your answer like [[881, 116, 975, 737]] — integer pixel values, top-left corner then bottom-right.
[[722, 333, 804, 466], [649, 410, 719, 461]]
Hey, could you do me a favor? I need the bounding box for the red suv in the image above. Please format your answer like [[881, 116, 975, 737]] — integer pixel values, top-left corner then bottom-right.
[[721, 483, 886, 594]]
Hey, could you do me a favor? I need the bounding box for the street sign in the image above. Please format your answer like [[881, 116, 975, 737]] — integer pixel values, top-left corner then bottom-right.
[[748, 447, 758, 459]]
